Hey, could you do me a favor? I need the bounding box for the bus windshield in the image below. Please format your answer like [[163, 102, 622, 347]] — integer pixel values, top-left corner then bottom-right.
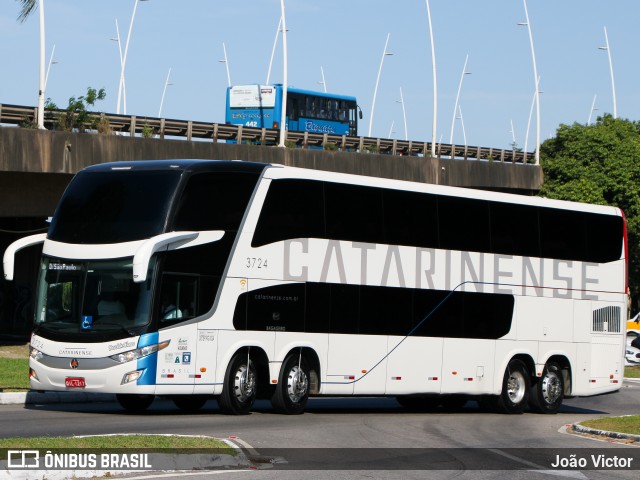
[[34, 257, 155, 340], [48, 170, 182, 244]]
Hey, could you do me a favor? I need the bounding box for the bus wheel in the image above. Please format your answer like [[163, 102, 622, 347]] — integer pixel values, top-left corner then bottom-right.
[[529, 362, 564, 414], [495, 359, 530, 414], [219, 353, 257, 415], [173, 395, 208, 412], [116, 394, 154, 412], [272, 354, 310, 414]]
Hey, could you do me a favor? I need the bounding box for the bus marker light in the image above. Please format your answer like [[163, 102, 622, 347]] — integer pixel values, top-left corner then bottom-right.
[[611, 380, 619, 383], [610, 374, 614, 379], [590, 379, 596, 383], [391, 377, 402, 381], [362, 370, 367, 374], [345, 376, 355, 380], [428, 377, 438, 381], [200, 368, 207, 373], [167, 374, 174, 378], [272, 380, 278, 384], [29, 369, 38, 381], [464, 378, 473, 382], [452, 371, 458, 375]]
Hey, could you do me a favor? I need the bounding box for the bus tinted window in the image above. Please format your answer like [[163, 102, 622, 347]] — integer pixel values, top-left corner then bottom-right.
[[325, 182, 384, 244], [172, 172, 259, 232], [384, 189, 438, 248], [586, 214, 623, 262], [252, 180, 325, 247], [438, 196, 490, 253], [490, 201, 540, 258], [49, 171, 182, 244], [540, 208, 587, 261]]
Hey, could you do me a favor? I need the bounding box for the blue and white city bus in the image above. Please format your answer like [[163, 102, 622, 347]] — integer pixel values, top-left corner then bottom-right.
[[3, 159, 628, 414], [225, 84, 359, 137]]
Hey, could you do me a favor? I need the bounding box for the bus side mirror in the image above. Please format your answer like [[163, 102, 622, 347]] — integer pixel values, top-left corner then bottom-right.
[[3, 233, 47, 281]]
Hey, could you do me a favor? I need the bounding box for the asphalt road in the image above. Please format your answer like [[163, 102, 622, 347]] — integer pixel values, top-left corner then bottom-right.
[[2, 380, 640, 479]]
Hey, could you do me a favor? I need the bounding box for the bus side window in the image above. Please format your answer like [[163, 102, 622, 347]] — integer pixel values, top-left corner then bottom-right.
[[158, 274, 197, 323]]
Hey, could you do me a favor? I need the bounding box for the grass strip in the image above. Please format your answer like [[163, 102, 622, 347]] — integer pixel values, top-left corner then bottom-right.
[[579, 416, 640, 436], [0, 434, 232, 451], [0, 357, 30, 391]]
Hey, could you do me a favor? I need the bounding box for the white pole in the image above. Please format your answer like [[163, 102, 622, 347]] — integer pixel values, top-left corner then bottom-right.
[[588, 94, 598, 125], [158, 67, 172, 117], [221, 42, 231, 87], [520, 0, 540, 164], [368, 33, 392, 137], [449, 53, 470, 145], [510, 119, 516, 146], [37, 0, 46, 129], [524, 76, 539, 156], [600, 27, 617, 119], [278, 0, 288, 148], [458, 105, 467, 147], [113, 19, 126, 115], [388, 120, 395, 139], [266, 16, 282, 85], [399, 87, 408, 140], [319, 66, 327, 93], [119, 0, 145, 115], [426, 0, 437, 158], [44, 43, 56, 90]]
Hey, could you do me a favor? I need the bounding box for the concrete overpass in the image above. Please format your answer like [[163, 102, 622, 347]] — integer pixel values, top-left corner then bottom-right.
[[0, 126, 543, 340]]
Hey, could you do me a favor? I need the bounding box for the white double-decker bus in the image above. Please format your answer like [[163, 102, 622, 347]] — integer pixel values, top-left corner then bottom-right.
[[3, 160, 627, 415]]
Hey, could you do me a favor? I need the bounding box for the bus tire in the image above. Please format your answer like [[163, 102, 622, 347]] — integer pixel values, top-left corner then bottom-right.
[[172, 395, 208, 412], [495, 359, 530, 414], [219, 353, 257, 415], [272, 354, 310, 414], [529, 362, 564, 414], [116, 394, 154, 412]]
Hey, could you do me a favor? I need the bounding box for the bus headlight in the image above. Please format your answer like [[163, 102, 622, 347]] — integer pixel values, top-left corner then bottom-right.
[[109, 340, 170, 364], [29, 347, 43, 362]]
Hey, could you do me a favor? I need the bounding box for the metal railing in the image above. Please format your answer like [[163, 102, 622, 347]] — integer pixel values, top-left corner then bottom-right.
[[0, 103, 534, 163]]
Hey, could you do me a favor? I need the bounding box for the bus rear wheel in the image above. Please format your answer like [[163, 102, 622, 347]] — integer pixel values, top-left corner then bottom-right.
[[272, 354, 310, 414], [219, 353, 257, 415], [116, 394, 154, 412], [529, 362, 564, 414], [494, 359, 531, 414]]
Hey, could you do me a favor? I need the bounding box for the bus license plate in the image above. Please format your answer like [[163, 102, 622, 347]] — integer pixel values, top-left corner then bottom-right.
[[65, 377, 86, 388]]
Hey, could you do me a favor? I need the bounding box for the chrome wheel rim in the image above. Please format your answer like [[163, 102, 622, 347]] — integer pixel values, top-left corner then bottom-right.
[[233, 363, 255, 403], [541, 371, 562, 404], [286, 365, 308, 404], [507, 370, 526, 404]]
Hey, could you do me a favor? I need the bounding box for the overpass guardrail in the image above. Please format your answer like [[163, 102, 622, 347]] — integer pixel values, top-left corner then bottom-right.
[[0, 103, 534, 163]]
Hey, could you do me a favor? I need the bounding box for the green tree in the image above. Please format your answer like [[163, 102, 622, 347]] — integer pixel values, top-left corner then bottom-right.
[[46, 87, 107, 132], [16, 0, 37, 23], [540, 114, 640, 309]]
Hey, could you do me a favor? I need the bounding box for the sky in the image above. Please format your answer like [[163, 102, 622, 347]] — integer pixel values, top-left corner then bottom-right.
[[0, 0, 638, 153]]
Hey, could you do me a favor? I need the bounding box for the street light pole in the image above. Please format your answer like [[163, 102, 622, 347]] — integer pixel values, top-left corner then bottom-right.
[[117, 0, 148, 115], [518, 0, 540, 164], [368, 33, 392, 137], [588, 94, 598, 125], [397, 87, 408, 141], [449, 53, 470, 145], [44, 44, 57, 90], [599, 26, 617, 119], [219, 43, 231, 87], [158, 67, 172, 117], [266, 16, 282, 85], [319, 66, 327, 93], [425, 0, 437, 158], [278, 0, 288, 148], [37, 0, 46, 129]]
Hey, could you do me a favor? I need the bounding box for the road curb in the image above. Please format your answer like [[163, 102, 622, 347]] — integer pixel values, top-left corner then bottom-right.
[[0, 391, 115, 405], [571, 421, 640, 443]]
